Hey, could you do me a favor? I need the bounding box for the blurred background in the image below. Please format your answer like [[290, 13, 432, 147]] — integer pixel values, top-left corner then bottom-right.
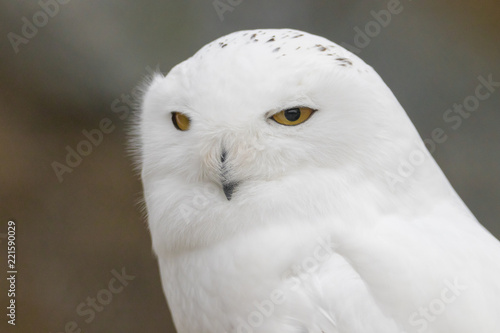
[[0, 0, 499, 332]]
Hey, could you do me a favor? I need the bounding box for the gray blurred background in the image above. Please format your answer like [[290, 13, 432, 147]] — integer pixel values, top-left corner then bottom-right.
[[0, 0, 498, 332]]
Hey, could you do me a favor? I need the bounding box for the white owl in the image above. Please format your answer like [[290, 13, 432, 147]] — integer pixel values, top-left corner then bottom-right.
[[136, 29, 500, 333]]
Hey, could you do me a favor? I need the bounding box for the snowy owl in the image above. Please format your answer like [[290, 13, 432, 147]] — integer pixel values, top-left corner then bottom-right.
[[136, 29, 500, 333]]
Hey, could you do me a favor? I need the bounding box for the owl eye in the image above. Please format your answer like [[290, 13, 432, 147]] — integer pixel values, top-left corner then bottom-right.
[[171, 112, 190, 131], [271, 107, 315, 126]]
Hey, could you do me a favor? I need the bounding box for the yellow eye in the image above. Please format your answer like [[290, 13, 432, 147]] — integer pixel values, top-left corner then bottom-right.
[[171, 112, 190, 131], [271, 107, 315, 126]]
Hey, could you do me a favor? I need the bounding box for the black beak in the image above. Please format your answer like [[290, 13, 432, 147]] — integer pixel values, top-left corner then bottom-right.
[[223, 182, 238, 201], [220, 150, 238, 201]]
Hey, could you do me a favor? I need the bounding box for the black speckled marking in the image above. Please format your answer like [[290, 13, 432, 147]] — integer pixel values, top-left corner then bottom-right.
[[201, 31, 360, 71], [316, 44, 327, 51], [336, 57, 353, 66]]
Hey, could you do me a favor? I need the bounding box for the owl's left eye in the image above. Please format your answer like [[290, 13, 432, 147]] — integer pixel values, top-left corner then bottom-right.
[[271, 107, 315, 126], [171, 112, 190, 131]]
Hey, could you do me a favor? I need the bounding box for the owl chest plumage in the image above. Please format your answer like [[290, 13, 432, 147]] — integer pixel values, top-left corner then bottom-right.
[[156, 204, 500, 333], [157, 220, 400, 333]]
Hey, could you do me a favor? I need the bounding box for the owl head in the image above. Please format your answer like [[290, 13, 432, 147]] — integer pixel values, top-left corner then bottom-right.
[[135, 29, 431, 253]]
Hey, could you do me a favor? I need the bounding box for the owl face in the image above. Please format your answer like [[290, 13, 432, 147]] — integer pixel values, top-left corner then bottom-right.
[[138, 29, 415, 251]]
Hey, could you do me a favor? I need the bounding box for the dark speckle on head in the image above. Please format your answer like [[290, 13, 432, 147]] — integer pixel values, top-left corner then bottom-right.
[[316, 44, 327, 51], [336, 57, 353, 66], [197, 29, 367, 73]]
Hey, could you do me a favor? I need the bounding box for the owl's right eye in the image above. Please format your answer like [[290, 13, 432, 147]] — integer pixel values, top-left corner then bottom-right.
[[171, 112, 190, 131], [271, 107, 315, 126]]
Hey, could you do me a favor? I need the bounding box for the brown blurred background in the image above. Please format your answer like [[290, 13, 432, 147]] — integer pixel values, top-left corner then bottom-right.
[[0, 0, 499, 332]]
